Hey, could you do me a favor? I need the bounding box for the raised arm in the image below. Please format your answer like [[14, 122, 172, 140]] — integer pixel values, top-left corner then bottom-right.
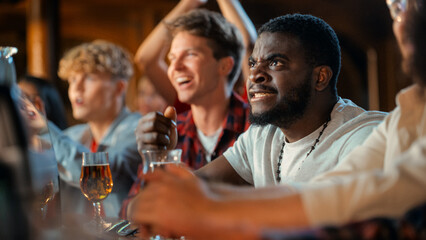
[[217, 0, 257, 80], [134, 0, 207, 105]]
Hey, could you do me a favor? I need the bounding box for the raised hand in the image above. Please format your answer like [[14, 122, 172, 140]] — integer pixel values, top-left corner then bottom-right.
[[135, 106, 178, 151], [163, 106, 178, 150]]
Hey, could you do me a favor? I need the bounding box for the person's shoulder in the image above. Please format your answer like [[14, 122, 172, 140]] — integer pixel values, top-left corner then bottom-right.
[[123, 109, 142, 119], [64, 123, 88, 131], [118, 109, 142, 126], [396, 84, 425, 110], [334, 98, 387, 123], [63, 123, 89, 137], [245, 124, 280, 136], [334, 98, 366, 114], [127, 112, 142, 121]]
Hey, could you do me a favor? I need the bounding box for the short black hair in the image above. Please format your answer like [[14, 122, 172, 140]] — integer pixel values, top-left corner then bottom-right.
[[258, 14, 341, 96]]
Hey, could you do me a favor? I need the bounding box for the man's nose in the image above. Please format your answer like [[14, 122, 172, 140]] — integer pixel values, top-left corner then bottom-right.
[[170, 57, 184, 71], [70, 76, 84, 91], [248, 65, 270, 84]]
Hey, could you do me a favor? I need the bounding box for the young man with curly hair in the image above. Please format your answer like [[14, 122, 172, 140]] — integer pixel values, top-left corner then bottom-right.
[[49, 40, 141, 217]]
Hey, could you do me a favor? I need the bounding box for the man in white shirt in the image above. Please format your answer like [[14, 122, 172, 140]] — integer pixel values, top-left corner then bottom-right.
[[137, 14, 386, 186], [127, 1, 426, 239], [200, 14, 386, 185]]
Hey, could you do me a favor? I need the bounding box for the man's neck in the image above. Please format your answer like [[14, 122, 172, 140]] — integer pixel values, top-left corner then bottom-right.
[[88, 108, 121, 143], [191, 95, 231, 136], [281, 95, 338, 143]]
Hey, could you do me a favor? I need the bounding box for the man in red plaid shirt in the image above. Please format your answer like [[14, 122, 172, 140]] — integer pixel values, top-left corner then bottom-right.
[[135, 7, 250, 170], [120, 6, 252, 218]]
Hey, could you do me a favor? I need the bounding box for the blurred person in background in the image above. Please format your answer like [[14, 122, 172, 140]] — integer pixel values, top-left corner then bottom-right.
[[18, 75, 68, 130], [17, 94, 50, 152], [135, 75, 168, 115], [127, 1, 426, 238], [48, 40, 141, 217]]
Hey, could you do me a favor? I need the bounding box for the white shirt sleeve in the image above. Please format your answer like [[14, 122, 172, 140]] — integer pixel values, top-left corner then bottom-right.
[[223, 126, 254, 184], [300, 133, 426, 226]]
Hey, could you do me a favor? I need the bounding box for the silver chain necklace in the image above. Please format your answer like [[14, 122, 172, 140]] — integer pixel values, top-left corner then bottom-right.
[[276, 117, 331, 182]]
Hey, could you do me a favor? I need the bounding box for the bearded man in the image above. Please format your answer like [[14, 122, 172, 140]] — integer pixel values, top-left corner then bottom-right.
[[195, 14, 386, 185]]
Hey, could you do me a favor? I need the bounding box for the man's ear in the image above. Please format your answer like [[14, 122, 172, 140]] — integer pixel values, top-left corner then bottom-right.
[[115, 79, 128, 97], [313, 66, 333, 91], [219, 56, 235, 77]]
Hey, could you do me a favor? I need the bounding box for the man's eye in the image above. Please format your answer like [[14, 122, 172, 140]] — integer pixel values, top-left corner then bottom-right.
[[248, 61, 256, 68], [269, 60, 281, 66]]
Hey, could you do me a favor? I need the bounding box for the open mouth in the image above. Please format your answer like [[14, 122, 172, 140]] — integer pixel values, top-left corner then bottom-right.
[[176, 77, 192, 86], [250, 92, 275, 98], [249, 88, 277, 101], [74, 97, 84, 106], [248, 84, 278, 101]]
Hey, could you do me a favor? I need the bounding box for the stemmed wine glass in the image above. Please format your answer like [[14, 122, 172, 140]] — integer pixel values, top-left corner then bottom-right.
[[80, 152, 113, 233]]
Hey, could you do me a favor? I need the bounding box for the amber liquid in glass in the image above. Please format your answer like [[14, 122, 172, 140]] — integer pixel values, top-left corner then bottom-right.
[[80, 164, 113, 202]]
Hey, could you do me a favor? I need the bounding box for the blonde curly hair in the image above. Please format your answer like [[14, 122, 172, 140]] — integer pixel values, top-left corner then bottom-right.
[[58, 40, 134, 81]]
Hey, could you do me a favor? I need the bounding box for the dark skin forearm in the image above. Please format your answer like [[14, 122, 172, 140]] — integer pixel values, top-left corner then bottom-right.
[[195, 155, 251, 185], [128, 165, 310, 240]]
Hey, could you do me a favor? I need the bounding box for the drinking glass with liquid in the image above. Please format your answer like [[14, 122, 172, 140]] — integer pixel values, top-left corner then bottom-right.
[[139, 149, 182, 173], [80, 152, 113, 233], [139, 149, 183, 240]]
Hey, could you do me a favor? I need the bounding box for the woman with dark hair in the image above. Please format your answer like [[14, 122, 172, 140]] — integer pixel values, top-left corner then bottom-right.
[[18, 75, 68, 130]]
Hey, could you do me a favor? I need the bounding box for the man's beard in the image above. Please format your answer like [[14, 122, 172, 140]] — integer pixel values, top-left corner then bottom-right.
[[249, 77, 312, 129]]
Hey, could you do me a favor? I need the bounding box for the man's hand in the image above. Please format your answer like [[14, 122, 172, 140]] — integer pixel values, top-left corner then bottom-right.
[[135, 106, 178, 151], [127, 164, 212, 238]]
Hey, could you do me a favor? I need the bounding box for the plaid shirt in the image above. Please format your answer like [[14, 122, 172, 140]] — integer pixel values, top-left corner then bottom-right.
[[176, 92, 250, 169], [120, 92, 250, 218]]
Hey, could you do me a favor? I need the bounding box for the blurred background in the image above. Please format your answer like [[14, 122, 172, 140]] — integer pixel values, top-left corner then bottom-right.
[[0, 0, 409, 125]]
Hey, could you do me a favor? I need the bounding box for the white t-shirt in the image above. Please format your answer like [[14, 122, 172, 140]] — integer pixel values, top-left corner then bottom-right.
[[223, 98, 387, 186], [298, 85, 426, 226], [197, 127, 223, 163]]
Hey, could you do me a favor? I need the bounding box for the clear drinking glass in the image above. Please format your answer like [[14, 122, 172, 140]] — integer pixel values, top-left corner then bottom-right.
[[80, 152, 113, 233], [139, 149, 182, 173], [139, 149, 183, 240]]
